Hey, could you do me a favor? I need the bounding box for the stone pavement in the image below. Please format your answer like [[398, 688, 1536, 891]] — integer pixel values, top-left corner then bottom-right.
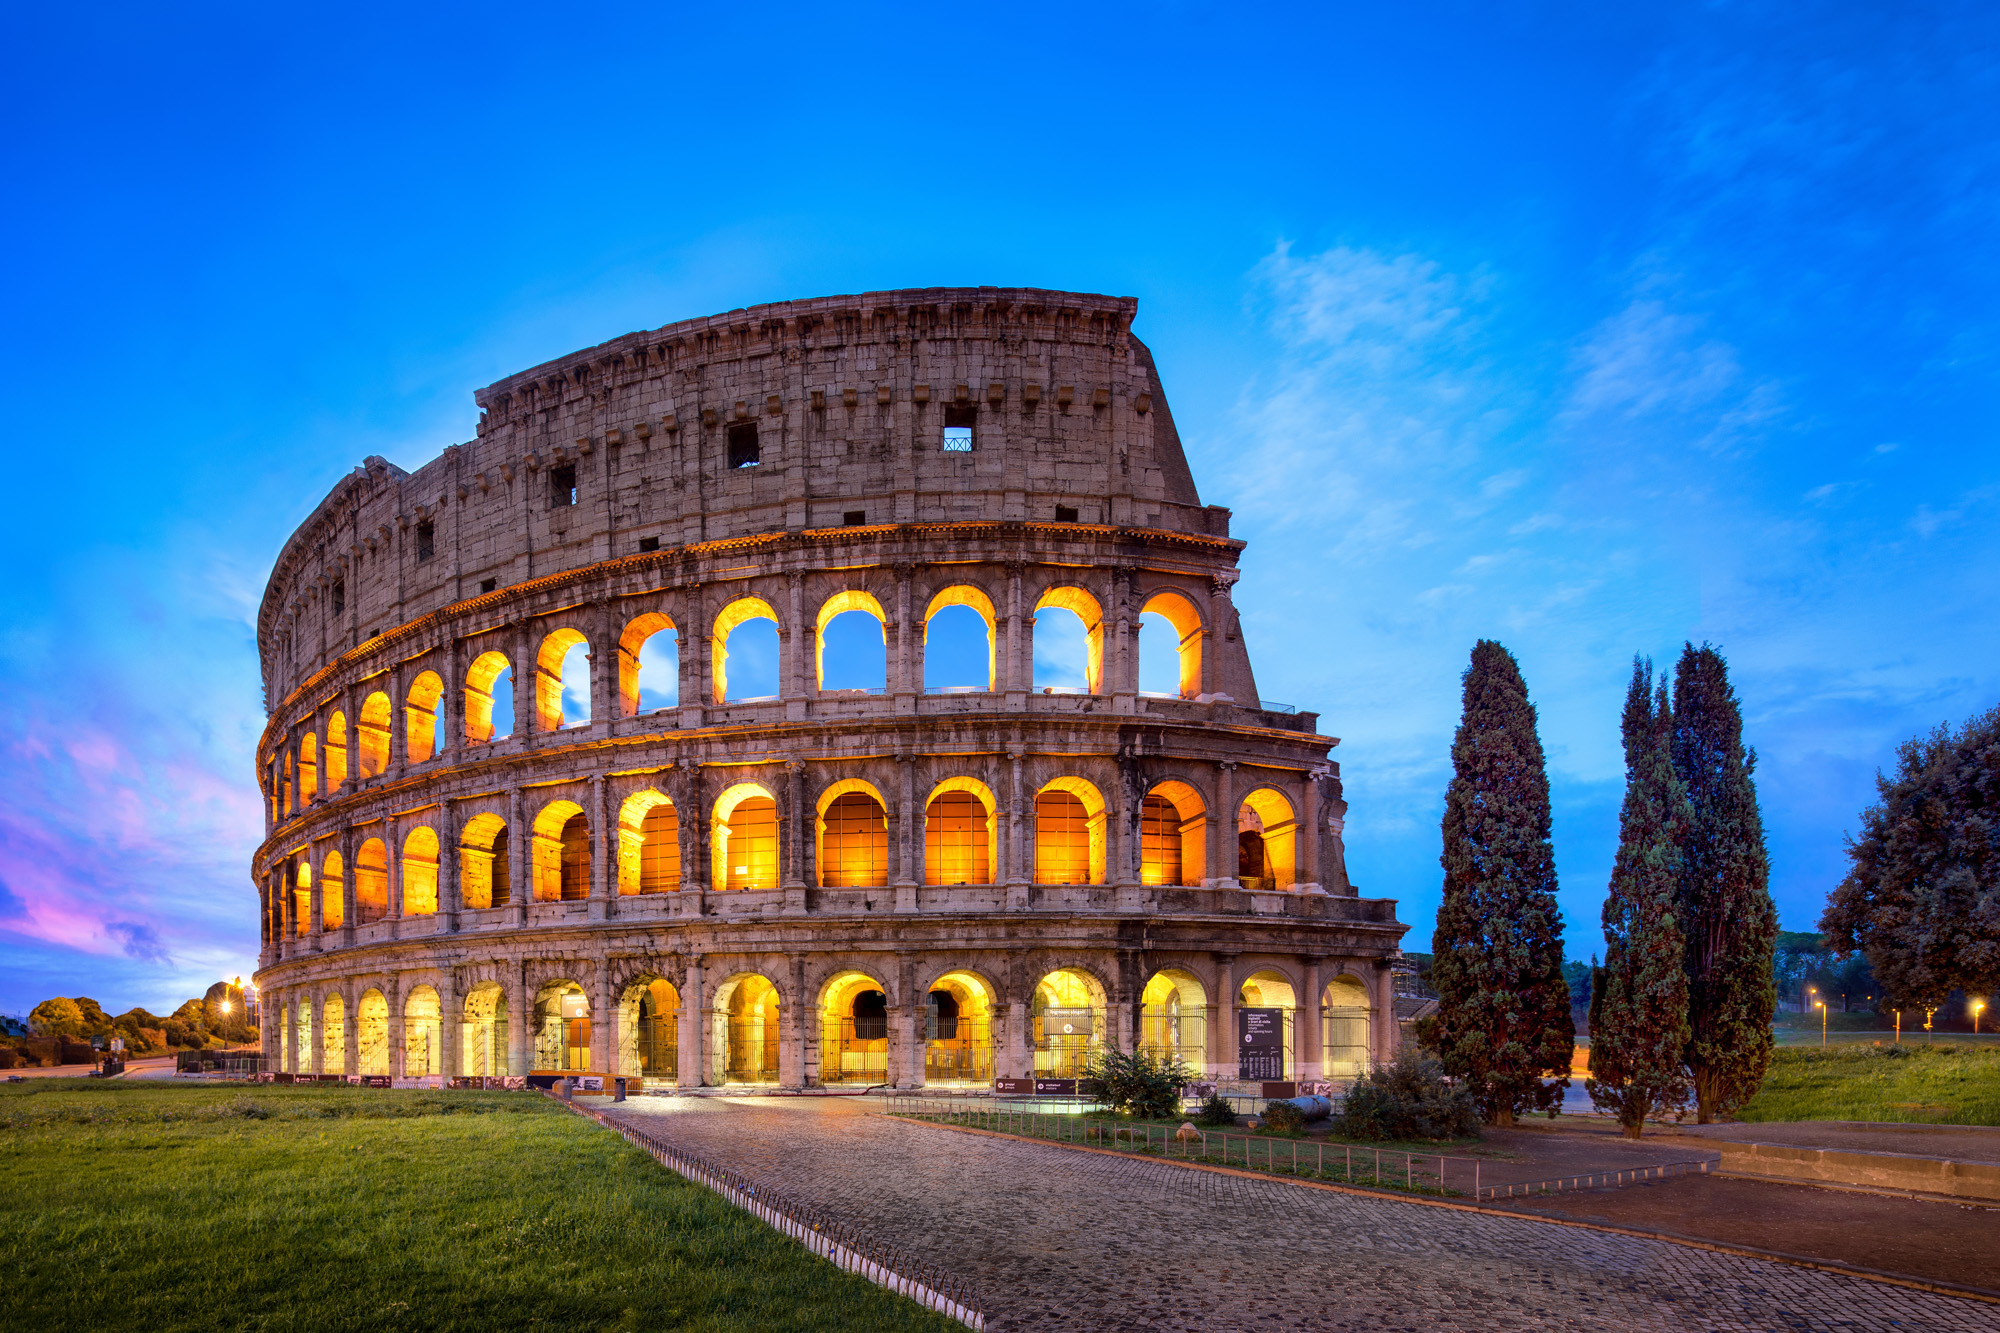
[[599, 1095, 1998, 1332]]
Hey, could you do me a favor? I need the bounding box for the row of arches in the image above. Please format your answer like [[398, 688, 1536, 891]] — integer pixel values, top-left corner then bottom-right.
[[271, 775, 1304, 938], [268, 584, 1211, 820], [274, 965, 1376, 1083]]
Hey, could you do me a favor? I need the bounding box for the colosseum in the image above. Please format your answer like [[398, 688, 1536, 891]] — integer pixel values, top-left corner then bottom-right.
[[251, 286, 1409, 1093]]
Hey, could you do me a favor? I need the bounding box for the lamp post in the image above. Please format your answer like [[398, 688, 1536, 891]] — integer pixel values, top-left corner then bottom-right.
[[1975, 1000, 1987, 1035], [1924, 1007, 1936, 1045], [1814, 999, 1827, 1049]]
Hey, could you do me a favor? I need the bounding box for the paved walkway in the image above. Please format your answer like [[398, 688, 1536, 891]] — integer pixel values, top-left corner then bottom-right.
[[599, 1096, 1996, 1332]]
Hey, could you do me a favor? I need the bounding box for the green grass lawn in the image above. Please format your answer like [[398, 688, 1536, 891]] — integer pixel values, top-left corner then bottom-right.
[[1736, 1044, 2000, 1125], [0, 1080, 958, 1333]]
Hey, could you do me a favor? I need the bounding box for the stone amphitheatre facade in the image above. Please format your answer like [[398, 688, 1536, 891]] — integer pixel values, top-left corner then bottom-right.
[[251, 286, 1408, 1091]]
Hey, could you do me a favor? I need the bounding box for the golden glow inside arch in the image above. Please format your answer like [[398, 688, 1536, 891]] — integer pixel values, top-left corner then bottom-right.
[[711, 973, 780, 1084], [357, 691, 391, 777], [405, 670, 444, 763], [1142, 779, 1207, 887], [401, 825, 439, 915], [299, 734, 317, 804], [710, 597, 778, 704], [819, 969, 890, 1084], [325, 711, 348, 790], [464, 651, 511, 743], [710, 782, 778, 892], [616, 788, 679, 895], [354, 838, 388, 924], [534, 628, 590, 732], [458, 811, 508, 910], [1031, 967, 1107, 1077], [1140, 589, 1204, 698], [924, 777, 996, 886], [320, 849, 344, 930], [1238, 785, 1299, 889], [1033, 585, 1105, 693], [815, 778, 888, 888], [531, 799, 587, 902], [923, 969, 996, 1084], [291, 859, 311, 939], [355, 989, 389, 1075], [1034, 776, 1107, 885], [814, 590, 887, 691], [924, 585, 997, 691], [321, 992, 346, 1075], [618, 612, 676, 717], [403, 984, 443, 1076]]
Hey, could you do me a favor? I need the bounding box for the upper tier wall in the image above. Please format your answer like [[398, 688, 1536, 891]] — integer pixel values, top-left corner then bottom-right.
[[260, 288, 1223, 703]]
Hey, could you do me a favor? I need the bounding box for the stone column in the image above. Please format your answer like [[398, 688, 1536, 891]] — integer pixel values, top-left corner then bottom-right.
[[893, 565, 917, 709], [680, 768, 708, 919], [679, 584, 706, 730], [1374, 960, 1398, 1062], [385, 813, 403, 938], [386, 974, 406, 1078], [782, 954, 807, 1089], [439, 639, 462, 761], [588, 775, 610, 922], [1205, 575, 1234, 699], [894, 755, 918, 912], [1214, 953, 1237, 1080], [591, 960, 613, 1074], [439, 970, 459, 1079], [507, 786, 528, 923], [343, 986, 360, 1076], [339, 827, 357, 948], [1002, 562, 1026, 703], [896, 955, 921, 1089], [440, 803, 461, 934], [1005, 747, 1029, 907], [683, 954, 707, 1086], [1212, 762, 1238, 887], [1300, 958, 1323, 1082], [782, 572, 806, 720], [782, 760, 807, 901], [386, 664, 406, 774], [506, 960, 529, 1076], [307, 858, 323, 954], [589, 601, 615, 732]]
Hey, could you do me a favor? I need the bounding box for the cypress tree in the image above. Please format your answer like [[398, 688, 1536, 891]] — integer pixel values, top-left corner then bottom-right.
[[1588, 660, 1692, 1137], [1672, 643, 1778, 1122], [1418, 640, 1575, 1127]]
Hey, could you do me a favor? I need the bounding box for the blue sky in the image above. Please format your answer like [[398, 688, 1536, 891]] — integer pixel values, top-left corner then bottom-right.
[[2, 3, 1995, 1016]]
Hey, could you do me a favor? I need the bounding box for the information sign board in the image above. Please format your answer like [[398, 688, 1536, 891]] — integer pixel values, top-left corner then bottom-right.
[[1042, 1008, 1092, 1038], [1237, 1008, 1284, 1081], [1033, 1078, 1077, 1096], [558, 994, 589, 1019], [993, 1078, 1035, 1094]]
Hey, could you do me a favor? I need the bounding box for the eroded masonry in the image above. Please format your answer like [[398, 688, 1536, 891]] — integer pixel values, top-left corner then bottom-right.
[[251, 287, 1408, 1088]]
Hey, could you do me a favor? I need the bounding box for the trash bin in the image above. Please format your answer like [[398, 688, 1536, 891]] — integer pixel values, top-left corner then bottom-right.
[[613, 1077, 626, 1102]]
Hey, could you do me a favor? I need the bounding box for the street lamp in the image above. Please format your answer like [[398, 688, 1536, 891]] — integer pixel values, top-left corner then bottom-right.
[[1975, 1000, 1987, 1035], [1815, 999, 1827, 1049]]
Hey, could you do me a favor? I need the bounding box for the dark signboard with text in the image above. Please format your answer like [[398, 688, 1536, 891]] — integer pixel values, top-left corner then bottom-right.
[[1237, 1008, 1284, 1081]]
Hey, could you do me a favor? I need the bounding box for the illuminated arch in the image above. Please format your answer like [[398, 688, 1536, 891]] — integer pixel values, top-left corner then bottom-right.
[[711, 972, 781, 1084], [356, 691, 391, 777], [464, 651, 511, 743], [535, 628, 591, 732], [355, 989, 389, 1075], [1033, 585, 1104, 693], [1238, 786, 1298, 890], [400, 825, 439, 915], [1031, 967, 1108, 1078], [457, 812, 509, 910], [405, 670, 443, 763], [710, 597, 779, 704], [299, 734, 318, 805], [923, 968, 997, 1085], [403, 984, 442, 1076], [530, 799, 589, 902], [293, 998, 312, 1072], [1034, 776, 1107, 885], [1142, 779, 1207, 887], [816, 779, 887, 888], [617, 976, 680, 1082], [291, 861, 311, 939], [325, 712, 348, 790], [319, 849, 344, 931], [923, 585, 997, 691], [1239, 967, 1299, 1079], [1321, 974, 1373, 1077], [1140, 589, 1205, 698], [532, 978, 591, 1072], [618, 612, 677, 717], [320, 992, 346, 1075], [710, 782, 778, 892], [616, 788, 680, 895], [354, 838, 388, 924], [818, 969, 890, 1085], [814, 590, 888, 691], [461, 981, 508, 1077], [924, 777, 996, 885], [1139, 969, 1208, 1069]]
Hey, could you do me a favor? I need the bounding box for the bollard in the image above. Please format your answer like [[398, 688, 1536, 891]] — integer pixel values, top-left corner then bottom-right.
[[614, 1077, 626, 1103], [560, 1077, 573, 1102]]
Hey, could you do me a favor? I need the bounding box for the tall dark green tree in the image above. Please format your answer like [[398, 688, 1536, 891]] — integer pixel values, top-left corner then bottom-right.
[[1588, 660, 1691, 1137], [1672, 643, 1777, 1122], [1821, 705, 2000, 1012], [1418, 640, 1574, 1126]]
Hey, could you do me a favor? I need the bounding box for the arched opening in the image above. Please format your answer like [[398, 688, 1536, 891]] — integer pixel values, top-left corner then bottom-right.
[[1139, 590, 1204, 698], [457, 813, 509, 909], [535, 628, 591, 731], [282, 755, 293, 817], [924, 779, 995, 885], [712, 974, 780, 1084], [401, 826, 439, 915], [405, 670, 444, 763], [292, 862, 311, 938], [530, 800, 589, 902], [1238, 788, 1298, 890], [1142, 780, 1206, 887], [925, 970, 996, 1085], [294, 999, 313, 1072], [1034, 778, 1107, 885], [357, 691, 391, 777], [923, 586, 996, 692], [1033, 586, 1104, 694], [404, 984, 442, 1076], [354, 839, 388, 924], [461, 982, 507, 1077], [816, 591, 888, 692], [299, 734, 318, 805], [464, 651, 514, 743], [356, 989, 389, 1075], [320, 851, 344, 931], [710, 783, 778, 892], [321, 993, 346, 1076], [619, 612, 679, 716], [1239, 970, 1298, 1080], [616, 789, 680, 895], [532, 980, 591, 1072], [816, 781, 888, 888], [1139, 970, 1208, 1070], [325, 712, 348, 791], [1322, 975, 1373, 1078], [711, 598, 780, 703], [1032, 968, 1106, 1077], [819, 971, 889, 1085], [630, 979, 679, 1083]]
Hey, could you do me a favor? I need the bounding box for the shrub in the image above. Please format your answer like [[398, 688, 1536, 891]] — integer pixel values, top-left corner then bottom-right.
[[1259, 1099, 1309, 1134], [1082, 1048, 1194, 1119], [1194, 1092, 1236, 1127], [1335, 1044, 1481, 1141]]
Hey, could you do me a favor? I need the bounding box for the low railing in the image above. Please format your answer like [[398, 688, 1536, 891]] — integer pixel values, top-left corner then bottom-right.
[[1483, 1159, 1713, 1199]]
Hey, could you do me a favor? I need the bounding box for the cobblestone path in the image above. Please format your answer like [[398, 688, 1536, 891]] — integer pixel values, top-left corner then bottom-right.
[[600, 1096, 1996, 1332]]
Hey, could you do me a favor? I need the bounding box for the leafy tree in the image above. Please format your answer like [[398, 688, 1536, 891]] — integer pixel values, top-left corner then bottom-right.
[[1672, 644, 1778, 1122], [1588, 660, 1692, 1137], [29, 997, 86, 1038], [1418, 640, 1575, 1126], [1773, 930, 1827, 1011], [70, 997, 114, 1036], [1562, 959, 1593, 1008], [1081, 1047, 1193, 1119], [1822, 705, 2000, 1013]]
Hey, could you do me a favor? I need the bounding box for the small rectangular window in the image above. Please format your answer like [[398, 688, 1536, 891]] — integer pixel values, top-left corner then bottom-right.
[[549, 464, 577, 507], [942, 403, 975, 452], [331, 580, 345, 615], [416, 519, 435, 562], [727, 422, 761, 468], [638, 536, 660, 553], [842, 511, 866, 526], [479, 578, 497, 594], [1055, 505, 1079, 523]]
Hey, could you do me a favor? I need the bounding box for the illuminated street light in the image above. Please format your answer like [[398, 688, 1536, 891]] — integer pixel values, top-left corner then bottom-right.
[[1975, 1000, 1988, 1035], [1814, 999, 1827, 1049]]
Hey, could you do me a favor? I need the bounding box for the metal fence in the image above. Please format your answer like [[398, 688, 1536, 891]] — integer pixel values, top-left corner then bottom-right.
[[560, 1098, 983, 1329]]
